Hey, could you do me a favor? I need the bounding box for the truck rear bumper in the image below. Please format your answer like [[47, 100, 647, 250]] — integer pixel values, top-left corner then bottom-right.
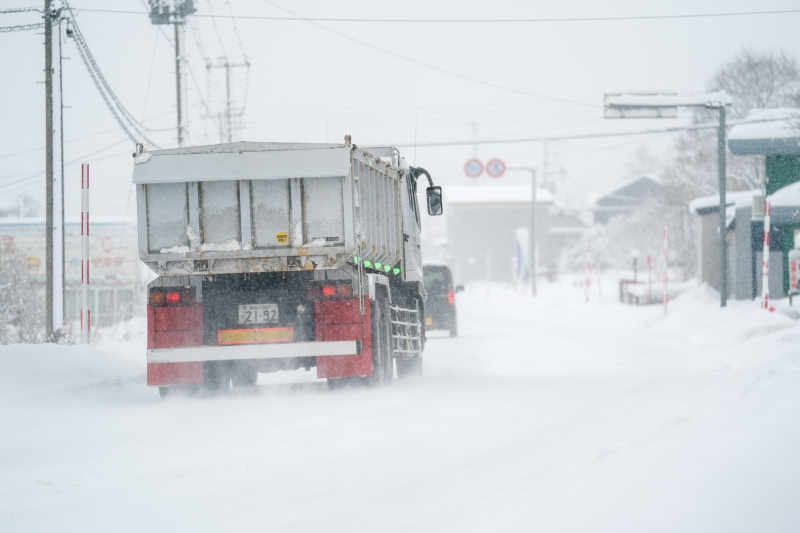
[[147, 340, 361, 364]]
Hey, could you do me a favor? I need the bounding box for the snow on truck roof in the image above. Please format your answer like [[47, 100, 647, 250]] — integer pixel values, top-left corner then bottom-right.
[[132, 142, 405, 185], [145, 141, 347, 156], [132, 142, 354, 184]]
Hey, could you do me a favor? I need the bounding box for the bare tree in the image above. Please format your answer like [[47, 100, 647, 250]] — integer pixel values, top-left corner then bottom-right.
[[0, 255, 47, 344], [659, 48, 800, 274]]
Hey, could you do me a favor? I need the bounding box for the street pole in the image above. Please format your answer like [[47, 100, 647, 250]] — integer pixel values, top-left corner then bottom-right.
[[149, 1, 195, 146], [718, 105, 728, 307], [604, 90, 731, 308], [44, 1, 64, 338], [530, 169, 537, 297], [45, 0, 53, 338], [225, 61, 231, 142], [507, 167, 537, 296], [174, 21, 183, 147]]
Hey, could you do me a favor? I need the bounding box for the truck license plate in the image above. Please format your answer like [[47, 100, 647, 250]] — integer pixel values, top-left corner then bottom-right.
[[238, 304, 279, 324]]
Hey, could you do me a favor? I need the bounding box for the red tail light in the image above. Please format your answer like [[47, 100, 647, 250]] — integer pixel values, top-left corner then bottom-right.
[[321, 285, 337, 296], [166, 291, 181, 304], [149, 288, 195, 307], [448, 288, 455, 306], [310, 283, 354, 299]]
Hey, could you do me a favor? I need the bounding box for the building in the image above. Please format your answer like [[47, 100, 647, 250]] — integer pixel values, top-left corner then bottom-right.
[[728, 108, 800, 297], [444, 185, 553, 284], [689, 190, 770, 300], [0, 218, 143, 328], [594, 175, 664, 225]]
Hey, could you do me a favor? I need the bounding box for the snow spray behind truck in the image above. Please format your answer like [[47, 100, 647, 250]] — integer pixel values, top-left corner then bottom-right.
[[132, 138, 443, 397]]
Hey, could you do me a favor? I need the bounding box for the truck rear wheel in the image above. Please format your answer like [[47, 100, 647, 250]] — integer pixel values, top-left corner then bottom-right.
[[231, 362, 258, 388], [366, 293, 393, 387], [327, 293, 393, 390], [396, 356, 422, 379], [202, 361, 231, 395], [158, 385, 200, 399]]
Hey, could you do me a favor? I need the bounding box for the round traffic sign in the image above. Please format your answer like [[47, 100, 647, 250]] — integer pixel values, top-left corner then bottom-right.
[[464, 159, 483, 178], [486, 159, 506, 178]]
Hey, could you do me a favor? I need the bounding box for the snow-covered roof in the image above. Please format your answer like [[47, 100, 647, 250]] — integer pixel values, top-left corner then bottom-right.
[[728, 108, 800, 156], [689, 190, 760, 215], [770, 180, 800, 208], [445, 185, 554, 205]]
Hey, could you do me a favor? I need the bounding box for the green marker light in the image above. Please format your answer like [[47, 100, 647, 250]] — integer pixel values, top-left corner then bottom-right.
[[384, 265, 391, 273], [364, 261, 371, 268], [393, 268, 400, 275], [375, 263, 382, 270]]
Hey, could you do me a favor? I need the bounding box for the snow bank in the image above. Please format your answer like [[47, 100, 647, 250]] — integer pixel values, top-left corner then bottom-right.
[[0, 344, 142, 400], [0, 319, 145, 401]]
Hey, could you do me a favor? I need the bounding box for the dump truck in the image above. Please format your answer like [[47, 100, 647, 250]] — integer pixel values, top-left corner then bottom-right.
[[132, 138, 443, 397]]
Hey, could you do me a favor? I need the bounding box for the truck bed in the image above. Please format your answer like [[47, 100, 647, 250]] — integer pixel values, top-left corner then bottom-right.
[[133, 142, 405, 277]]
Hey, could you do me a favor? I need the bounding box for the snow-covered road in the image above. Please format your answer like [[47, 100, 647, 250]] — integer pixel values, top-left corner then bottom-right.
[[2, 278, 799, 532]]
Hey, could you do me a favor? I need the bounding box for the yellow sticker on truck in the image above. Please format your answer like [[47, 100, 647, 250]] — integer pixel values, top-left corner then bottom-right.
[[276, 232, 288, 244]]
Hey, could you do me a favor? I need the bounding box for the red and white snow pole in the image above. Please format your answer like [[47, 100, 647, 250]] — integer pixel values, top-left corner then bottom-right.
[[585, 244, 591, 303], [81, 163, 90, 344], [662, 226, 668, 315], [595, 262, 602, 298], [761, 199, 771, 310]]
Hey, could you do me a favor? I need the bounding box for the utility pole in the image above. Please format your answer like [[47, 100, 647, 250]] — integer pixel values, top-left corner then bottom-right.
[[541, 140, 547, 192], [718, 104, 728, 307], [44, 0, 65, 338], [149, 1, 196, 147], [207, 59, 250, 142], [174, 22, 184, 146]]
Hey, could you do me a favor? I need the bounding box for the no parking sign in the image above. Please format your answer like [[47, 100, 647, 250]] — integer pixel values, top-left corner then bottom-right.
[[486, 159, 506, 178]]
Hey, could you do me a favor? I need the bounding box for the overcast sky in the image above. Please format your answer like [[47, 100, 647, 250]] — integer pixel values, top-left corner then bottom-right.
[[2, 0, 800, 219]]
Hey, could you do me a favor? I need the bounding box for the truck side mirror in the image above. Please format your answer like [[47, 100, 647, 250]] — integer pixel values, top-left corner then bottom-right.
[[426, 186, 443, 216]]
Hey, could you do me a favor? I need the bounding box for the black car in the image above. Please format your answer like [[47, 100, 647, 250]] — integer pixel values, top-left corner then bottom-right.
[[423, 264, 463, 337]]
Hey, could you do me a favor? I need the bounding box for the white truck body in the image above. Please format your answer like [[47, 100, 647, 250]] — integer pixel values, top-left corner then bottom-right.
[[133, 141, 421, 282]]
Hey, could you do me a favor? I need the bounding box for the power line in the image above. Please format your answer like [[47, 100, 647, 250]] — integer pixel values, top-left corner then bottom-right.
[[0, 7, 41, 14], [72, 7, 800, 23], [0, 110, 176, 161], [260, 1, 596, 109], [63, 2, 162, 148], [391, 116, 792, 148], [0, 22, 43, 32], [0, 138, 131, 192]]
